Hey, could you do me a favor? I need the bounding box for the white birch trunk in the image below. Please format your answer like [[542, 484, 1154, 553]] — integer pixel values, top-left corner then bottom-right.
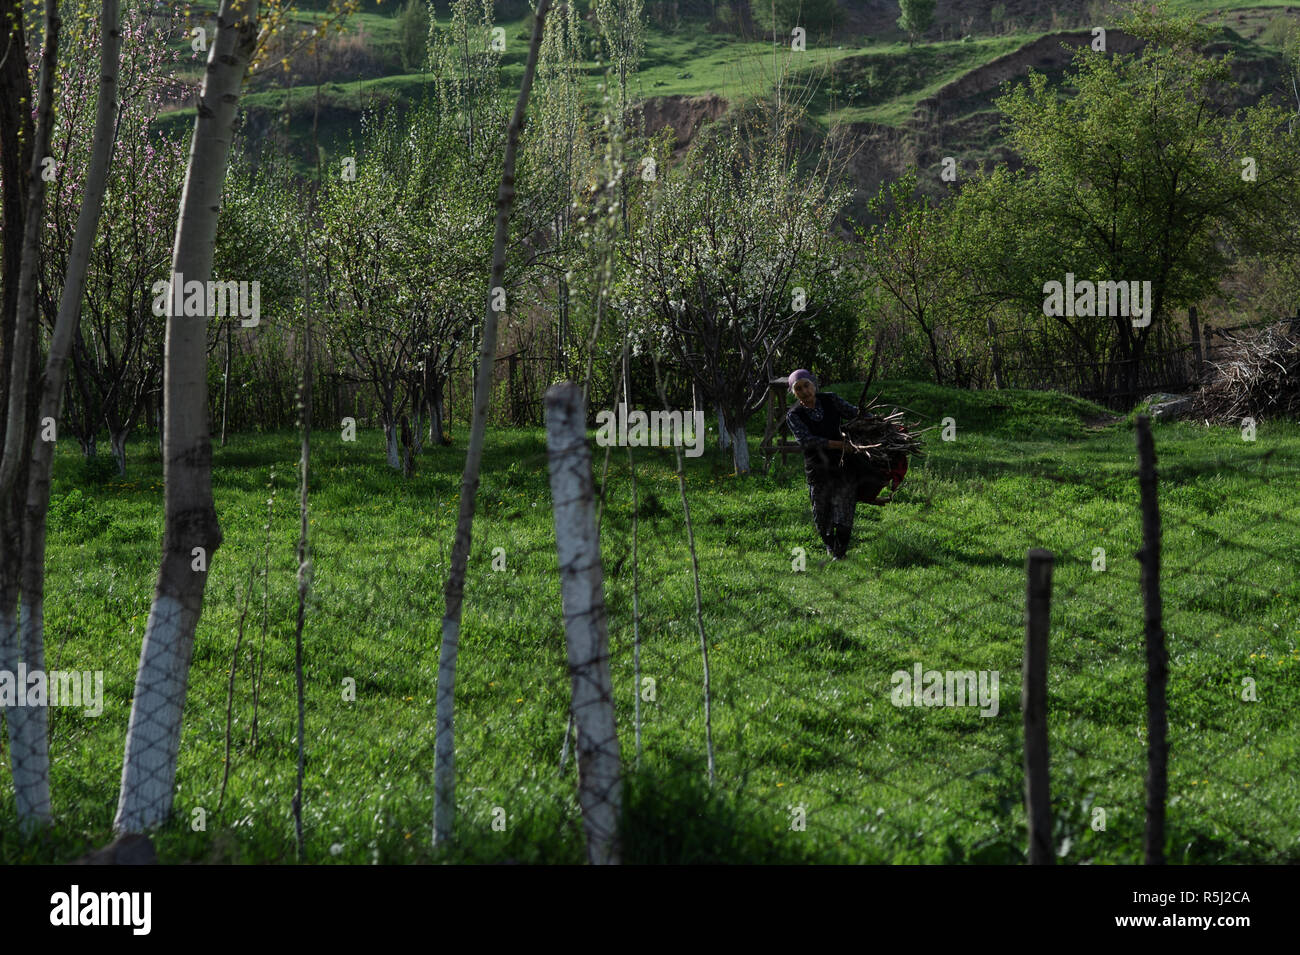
[[434, 0, 552, 846], [113, 0, 259, 833], [716, 406, 730, 450], [544, 383, 621, 864]]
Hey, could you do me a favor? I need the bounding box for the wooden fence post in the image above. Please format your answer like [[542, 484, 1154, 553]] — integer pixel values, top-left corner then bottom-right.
[[1024, 548, 1054, 865], [1136, 415, 1168, 865], [1188, 306, 1203, 371], [545, 382, 622, 865]]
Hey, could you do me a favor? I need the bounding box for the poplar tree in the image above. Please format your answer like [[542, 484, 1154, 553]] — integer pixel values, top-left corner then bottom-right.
[[0, 0, 61, 830], [529, 0, 595, 381], [7, 0, 123, 828], [114, 0, 262, 833]]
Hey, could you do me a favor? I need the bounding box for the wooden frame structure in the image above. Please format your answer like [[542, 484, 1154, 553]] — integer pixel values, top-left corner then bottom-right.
[[759, 376, 803, 473]]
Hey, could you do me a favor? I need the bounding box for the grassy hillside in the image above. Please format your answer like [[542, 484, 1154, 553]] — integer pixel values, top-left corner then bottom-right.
[[148, 1, 1300, 181]]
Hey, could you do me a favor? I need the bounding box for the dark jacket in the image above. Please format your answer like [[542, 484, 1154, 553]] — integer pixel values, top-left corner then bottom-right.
[[787, 391, 860, 480]]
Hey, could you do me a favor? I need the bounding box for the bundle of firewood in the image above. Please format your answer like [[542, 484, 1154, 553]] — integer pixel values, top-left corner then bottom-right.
[[839, 397, 926, 480], [1192, 321, 1300, 423]]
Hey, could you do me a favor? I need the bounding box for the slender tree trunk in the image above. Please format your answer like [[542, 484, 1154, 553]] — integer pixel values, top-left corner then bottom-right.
[[1129, 321, 1152, 398], [716, 405, 730, 450], [628, 436, 642, 763], [1023, 548, 1054, 865], [113, 0, 259, 834], [292, 208, 313, 863], [653, 355, 714, 783], [557, 276, 569, 380], [0, 0, 33, 430], [0, 0, 60, 830], [1137, 416, 1168, 865], [400, 414, 414, 478], [17, 0, 122, 828], [110, 427, 128, 475], [624, 347, 642, 766], [987, 312, 1005, 389], [729, 422, 750, 474], [428, 379, 448, 446], [923, 322, 944, 386], [1188, 306, 1202, 372], [434, 0, 551, 847], [383, 415, 400, 470], [544, 382, 621, 864], [220, 320, 231, 446], [1112, 320, 1135, 401], [0, 0, 57, 500]]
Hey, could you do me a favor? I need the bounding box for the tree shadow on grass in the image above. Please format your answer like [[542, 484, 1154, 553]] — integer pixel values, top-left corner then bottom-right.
[[620, 758, 846, 864]]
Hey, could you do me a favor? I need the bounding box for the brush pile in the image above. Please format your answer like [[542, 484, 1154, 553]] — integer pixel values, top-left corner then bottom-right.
[[839, 397, 926, 481], [1192, 321, 1300, 422]]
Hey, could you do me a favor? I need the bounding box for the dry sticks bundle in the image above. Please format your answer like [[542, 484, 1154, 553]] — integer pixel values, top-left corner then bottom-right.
[[1193, 321, 1300, 422], [839, 395, 927, 482], [835, 340, 927, 484]]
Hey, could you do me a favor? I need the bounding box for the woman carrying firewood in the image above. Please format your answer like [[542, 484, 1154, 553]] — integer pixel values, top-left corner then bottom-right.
[[786, 369, 871, 560], [786, 369, 914, 560]]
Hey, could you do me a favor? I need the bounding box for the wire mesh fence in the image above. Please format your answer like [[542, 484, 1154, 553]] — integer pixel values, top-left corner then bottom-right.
[[493, 379, 1297, 864], [292, 375, 1293, 864], [2, 372, 1296, 864]]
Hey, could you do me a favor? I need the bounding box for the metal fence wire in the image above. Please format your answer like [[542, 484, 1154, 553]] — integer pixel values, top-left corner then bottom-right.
[[356, 380, 1295, 864], [3, 377, 1295, 865]]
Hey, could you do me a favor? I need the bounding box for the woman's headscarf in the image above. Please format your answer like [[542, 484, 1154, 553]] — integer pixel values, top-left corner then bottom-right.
[[788, 369, 817, 393]]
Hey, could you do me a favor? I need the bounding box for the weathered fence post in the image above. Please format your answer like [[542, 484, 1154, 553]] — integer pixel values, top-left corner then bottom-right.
[[1136, 415, 1168, 865], [545, 382, 622, 865], [1024, 548, 1054, 865], [1188, 306, 1203, 371]]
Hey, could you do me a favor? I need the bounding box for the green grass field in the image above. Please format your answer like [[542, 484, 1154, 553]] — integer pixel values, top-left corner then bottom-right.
[[1, 381, 1296, 863]]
